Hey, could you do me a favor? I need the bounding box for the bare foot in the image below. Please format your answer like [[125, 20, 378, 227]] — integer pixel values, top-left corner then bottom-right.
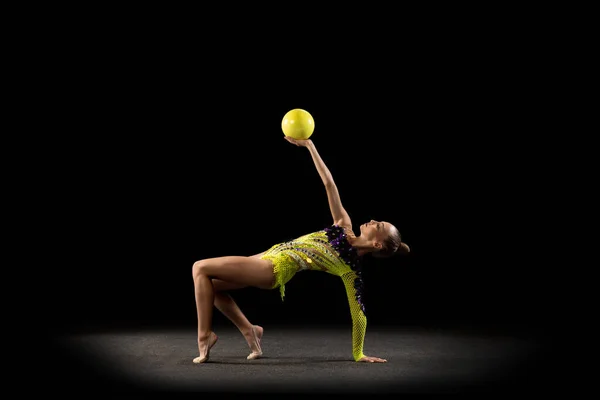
[[244, 325, 263, 360], [193, 331, 218, 364], [246, 326, 263, 360]]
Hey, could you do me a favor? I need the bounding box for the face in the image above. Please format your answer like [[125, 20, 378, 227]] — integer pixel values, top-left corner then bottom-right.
[[359, 220, 393, 247]]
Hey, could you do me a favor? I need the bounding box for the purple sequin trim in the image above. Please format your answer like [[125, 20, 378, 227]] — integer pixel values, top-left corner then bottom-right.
[[324, 224, 365, 313]]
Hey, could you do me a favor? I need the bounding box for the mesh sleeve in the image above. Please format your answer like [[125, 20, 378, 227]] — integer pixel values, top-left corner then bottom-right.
[[341, 271, 367, 361]]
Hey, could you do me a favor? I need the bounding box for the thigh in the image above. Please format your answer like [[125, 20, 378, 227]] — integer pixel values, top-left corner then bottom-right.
[[198, 256, 274, 289]]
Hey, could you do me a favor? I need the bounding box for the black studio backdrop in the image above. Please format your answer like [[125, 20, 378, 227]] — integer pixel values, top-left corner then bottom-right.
[[46, 58, 550, 339]]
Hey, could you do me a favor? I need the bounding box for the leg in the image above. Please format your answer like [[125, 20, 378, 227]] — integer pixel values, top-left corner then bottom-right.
[[192, 256, 274, 362], [212, 279, 263, 357], [212, 280, 253, 332]]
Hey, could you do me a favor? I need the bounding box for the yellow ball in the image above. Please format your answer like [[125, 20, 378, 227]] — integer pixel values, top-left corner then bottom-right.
[[281, 109, 315, 140]]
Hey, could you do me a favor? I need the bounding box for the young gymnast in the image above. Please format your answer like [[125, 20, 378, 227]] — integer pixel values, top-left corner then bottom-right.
[[192, 136, 410, 363]]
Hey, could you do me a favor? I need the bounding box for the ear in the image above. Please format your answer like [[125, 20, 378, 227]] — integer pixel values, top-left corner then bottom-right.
[[373, 240, 383, 250]]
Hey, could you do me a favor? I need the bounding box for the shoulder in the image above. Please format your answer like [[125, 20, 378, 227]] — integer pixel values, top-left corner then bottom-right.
[[324, 223, 356, 239], [340, 224, 356, 239], [333, 215, 352, 230], [325, 223, 353, 234]]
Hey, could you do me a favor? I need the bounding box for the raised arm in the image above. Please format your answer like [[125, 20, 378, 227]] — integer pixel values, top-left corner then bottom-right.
[[285, 137, 351, 227]]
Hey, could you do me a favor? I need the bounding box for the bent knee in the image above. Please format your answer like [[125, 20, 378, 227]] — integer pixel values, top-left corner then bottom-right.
[[192, 259, 208, 277]]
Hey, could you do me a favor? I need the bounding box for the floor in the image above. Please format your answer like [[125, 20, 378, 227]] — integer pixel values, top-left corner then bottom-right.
[[48, 325, 553, 394]]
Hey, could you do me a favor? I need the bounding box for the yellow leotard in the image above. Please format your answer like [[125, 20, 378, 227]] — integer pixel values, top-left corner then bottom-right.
[[260, 224, 367, 361]]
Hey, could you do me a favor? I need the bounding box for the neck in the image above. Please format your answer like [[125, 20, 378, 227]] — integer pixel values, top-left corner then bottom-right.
[[348, 235, 374, 257]]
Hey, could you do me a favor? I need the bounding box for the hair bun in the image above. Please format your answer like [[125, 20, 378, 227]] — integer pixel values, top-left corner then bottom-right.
[[399, 242, 410, 254]]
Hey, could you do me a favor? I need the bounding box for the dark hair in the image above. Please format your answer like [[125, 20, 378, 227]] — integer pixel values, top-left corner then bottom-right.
[[371, 226, 409, 258]]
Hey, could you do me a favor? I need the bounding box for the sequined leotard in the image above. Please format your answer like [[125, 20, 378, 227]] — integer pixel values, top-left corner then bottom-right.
[[260, 224, 367, 361]]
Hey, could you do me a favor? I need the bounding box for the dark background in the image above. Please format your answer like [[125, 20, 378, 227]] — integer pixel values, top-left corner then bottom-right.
[[43, 70, 552, 339], [30, 19, 558, 344], [25, 21, 564, 394]]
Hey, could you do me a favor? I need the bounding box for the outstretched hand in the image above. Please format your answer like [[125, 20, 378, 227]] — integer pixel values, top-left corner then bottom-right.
[[358, 355, 387, 363], [284, 136, 311, 147]]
